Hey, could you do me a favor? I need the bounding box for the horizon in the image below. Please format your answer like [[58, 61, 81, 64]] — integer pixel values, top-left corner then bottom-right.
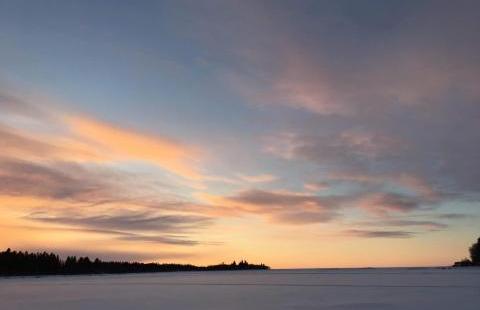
[[1, 247, 464, 269], [1, 0, 479, 269]]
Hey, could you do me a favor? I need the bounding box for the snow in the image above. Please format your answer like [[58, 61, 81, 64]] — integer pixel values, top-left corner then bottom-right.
[[1, 268, 479, 309]]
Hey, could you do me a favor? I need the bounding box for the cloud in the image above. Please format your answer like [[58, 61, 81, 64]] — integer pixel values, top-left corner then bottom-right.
[[264, 130, 406, 173], [304, 181, 330, 192], [345, 229, 414, 239], [204, 187, 442, 225], [0, 92, 47, 119], [0, 156, 211, 215], [26, 211, 212, 233], [204, 189, 345, 224], [0, 91, 202, 181], [262, 51, 347, 115], [0, 125, 59, 159], [355, 192, 425, 217], [66, 116, 202, 180], [210, 1, 480, 218], [23, 210, 214, 247], [328, 172, 440, 200], [226, 1, 480, 117], [228, 189, 335, 209], [0, 93, 216, 252], [237, 173, 277, 183], [0, 158, 116, 201], [0, 94, 205, 190], [272, 211, 338, 224], [384, 220, 447, 230], [436, 213, 469, 220], [117, 234, 200, 246], [356, 219, 448, 231], [249, 128, 449, 218], [4, 224, 202, 246]]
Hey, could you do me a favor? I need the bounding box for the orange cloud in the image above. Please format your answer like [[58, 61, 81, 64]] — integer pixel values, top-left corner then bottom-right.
[[65, 116, 202, 179], [1, 115, 202, 180]]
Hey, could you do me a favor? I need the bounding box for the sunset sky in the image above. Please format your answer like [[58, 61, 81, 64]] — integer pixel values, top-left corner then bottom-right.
[[0, 0, 479, 268]]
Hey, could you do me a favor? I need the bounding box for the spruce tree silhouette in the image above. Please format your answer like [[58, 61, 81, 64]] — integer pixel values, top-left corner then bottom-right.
[[469, 237, 480, 265], [453, 236, 480, 267]]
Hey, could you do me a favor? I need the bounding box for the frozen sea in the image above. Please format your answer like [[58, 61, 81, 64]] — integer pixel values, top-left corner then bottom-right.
[[1, 267, 479, 309]]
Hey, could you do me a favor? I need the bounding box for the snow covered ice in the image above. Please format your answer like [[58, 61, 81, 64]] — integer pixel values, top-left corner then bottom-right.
[[1, 267, 479, 309]]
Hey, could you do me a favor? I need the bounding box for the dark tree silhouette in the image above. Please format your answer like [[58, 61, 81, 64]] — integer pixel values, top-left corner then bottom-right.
[[453, 236, 480, 267], [0, 248, 269, 276], [469, 237, 480, 265]]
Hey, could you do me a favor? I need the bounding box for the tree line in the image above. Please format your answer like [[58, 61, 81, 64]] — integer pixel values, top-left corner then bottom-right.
[[0, 248, 269, 276]]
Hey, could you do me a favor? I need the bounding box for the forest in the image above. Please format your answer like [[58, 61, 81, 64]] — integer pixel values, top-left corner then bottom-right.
[[0, 248, 269, 276]]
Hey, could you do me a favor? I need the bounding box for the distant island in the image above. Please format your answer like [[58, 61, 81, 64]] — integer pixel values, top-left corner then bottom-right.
[[0, 248, 269, 276], [453, 237, 480, 267]]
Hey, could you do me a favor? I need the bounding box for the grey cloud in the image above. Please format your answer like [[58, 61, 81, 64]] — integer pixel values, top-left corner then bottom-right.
[[0, 92, 46, 118], [436, 213, 469, 220], [0, 157, 205, 212], [229, 189, 343, 209], [225, 189, 438, 224], [26, 211, 212, 233], [346, 229, 414, 239], [359, 219, 448, 231], [0, 125, 57, 158], [272, 211, 338, 224], [0, 159, 101, 200], [358, 192, 425, 215], [118, 235, 199, 246], [385, 220, 447, 230], [4, 224, 204, 247], [225, 189, 346, 224]]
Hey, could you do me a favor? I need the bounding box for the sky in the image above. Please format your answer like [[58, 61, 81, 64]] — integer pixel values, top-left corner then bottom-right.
[[0, 0, 479, 268]]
